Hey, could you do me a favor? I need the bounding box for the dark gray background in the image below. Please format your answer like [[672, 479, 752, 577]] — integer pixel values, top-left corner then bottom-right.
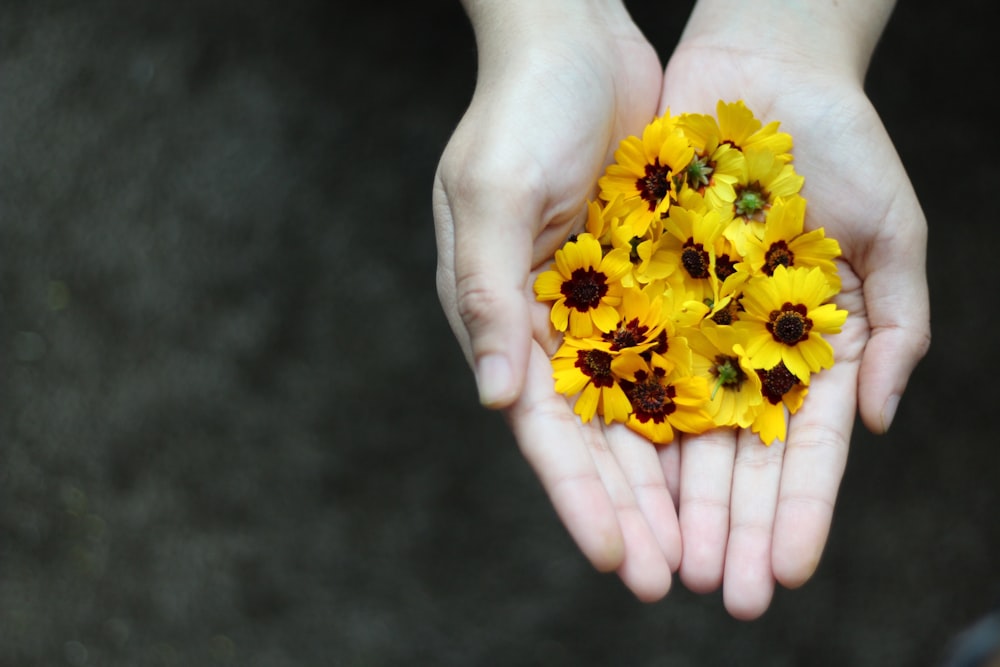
[[1, 1, 996, 665]]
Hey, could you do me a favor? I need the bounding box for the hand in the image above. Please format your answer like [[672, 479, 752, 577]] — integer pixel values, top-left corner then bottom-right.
[[433, 1, 685, 599], [658, 12, 931, 618]]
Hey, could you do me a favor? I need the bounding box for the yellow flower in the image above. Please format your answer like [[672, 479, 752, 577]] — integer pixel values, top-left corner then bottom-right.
[[600, 286, 669, 355], [688, 322, 763, 429], [661, 205, 727, 305], [696, 145, 743, 215], [743, 195, 842, 291], [585, 194, 632, 247], [706, 293, 741, 327], [551, 338, 632, 425], [735, 265, 848, 381], [534, 233, 631, 337], [536, 101, 845, 446], [608, 222, 678, 287], [750, 361, 808, 444], [673, 112, 746, 215], [716, 100, 793, 159], [625, 286, 696, 376], [598, 112, 695, 236], [680, 101, 793, 159], [706, 265, 749, 327], [725, 149, 805, 253], [614, 355, 714, 445]]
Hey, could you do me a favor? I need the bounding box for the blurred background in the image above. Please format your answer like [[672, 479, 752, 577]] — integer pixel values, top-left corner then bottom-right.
[[1, 1, 997, 665]]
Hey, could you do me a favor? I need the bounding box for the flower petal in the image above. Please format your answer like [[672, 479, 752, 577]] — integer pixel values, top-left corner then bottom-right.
[[574, 384, 600, 423]]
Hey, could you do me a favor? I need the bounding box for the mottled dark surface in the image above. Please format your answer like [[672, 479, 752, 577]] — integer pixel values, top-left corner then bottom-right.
[[1, 1, 997, 665]]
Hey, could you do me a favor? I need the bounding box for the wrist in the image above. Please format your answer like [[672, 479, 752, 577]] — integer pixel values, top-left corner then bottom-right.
[[461, 0, 629, 25], [676, 0, 896, 84], [461, 0, 636, 53]]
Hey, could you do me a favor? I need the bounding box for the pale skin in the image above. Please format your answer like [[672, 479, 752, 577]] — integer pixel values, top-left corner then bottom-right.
[[433, 0, 930, 619]]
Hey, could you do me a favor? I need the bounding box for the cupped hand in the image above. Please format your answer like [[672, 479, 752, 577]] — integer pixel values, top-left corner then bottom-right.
[[433, 3, 685, 599], [660, 43, 931, 618]]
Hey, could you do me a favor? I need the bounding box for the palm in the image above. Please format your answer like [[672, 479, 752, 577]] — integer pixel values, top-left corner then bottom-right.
[[505, 39, 685, 601], [434, 19, 664, 384], [438, 10, 927, 616], [656, 47, 928, 617], [434, 20, 680, 598]]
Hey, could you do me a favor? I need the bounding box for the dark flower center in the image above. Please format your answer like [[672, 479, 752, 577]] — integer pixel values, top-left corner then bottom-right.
[[561, 267, 608, 312], [711, 298, 742, 325], [640, 330, 669, 362], [756, 362, 800, 405], [763, 241, 794, 275], [603, 317, 649, 351], [636, 159, 672, 211], [767, 302, 812, 345], [681, 240, 710, 279], [628, 236, 643, 265], [621, 368, 677, 423], [575, 349, 615, 388], [715, 253, 737, 281]]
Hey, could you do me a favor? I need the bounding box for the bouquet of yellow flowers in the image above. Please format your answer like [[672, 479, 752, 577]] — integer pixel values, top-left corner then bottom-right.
[[533, 100, 847, 445]]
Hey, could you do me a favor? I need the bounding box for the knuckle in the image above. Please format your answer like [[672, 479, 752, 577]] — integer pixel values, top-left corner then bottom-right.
[[790, 421, 844, 454], [454, 271, 506, 335], [914, 325, 932, 360], [734, 445, 784, 471], [435, 263, 457, 309], [446, 152, 548, 210]]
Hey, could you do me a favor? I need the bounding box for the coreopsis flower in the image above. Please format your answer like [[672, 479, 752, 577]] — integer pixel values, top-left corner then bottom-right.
[[716, 99, 793, 159], [608, 222, 678, 287], [551, 338, 632, 424], [537, 101, 846, 446], [707, 292, 742, 327], [750, 361, 809, 444], [712, 233, 744, 284], [688, 322, 764, 429], [585, 194, 632, 247], [706, 234, 749, 313], [661, 205, 727, 305], [534, 233, 631, 337], [614, 355, 714, 444], [597, 112, 695, 236], [600, 286, 670, 356], [629, 286, 697, 376], [743, 195, 842, 291], [725, 149, 805, 253], [736, 265, 848, 381], [679, 142, 743, 213], [679, 100, 793, 162]]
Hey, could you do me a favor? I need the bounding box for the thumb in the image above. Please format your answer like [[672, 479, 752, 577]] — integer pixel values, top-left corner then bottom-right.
[[433, 167, 538, 409], [856, 210, 931, 433]]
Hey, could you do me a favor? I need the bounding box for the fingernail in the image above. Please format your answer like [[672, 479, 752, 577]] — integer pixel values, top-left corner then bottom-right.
[[881, 394, 900, 433], [476, 353, 513, 407]]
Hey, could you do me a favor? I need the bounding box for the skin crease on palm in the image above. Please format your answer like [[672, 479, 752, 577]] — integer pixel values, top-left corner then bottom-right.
[[433, 0, 930, 620]]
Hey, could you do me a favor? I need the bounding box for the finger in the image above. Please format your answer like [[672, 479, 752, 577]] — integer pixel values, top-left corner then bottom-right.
[[658, 441, 682, 514], [857, 255, 930, 433], [677, 428, 737, 593], [771, 359, 855, 589], [606, 425, 683, 573], [856, 188, 930, 433], [612, 505, 675, 602], [722, 429, 785, 620], [508, 343, 625, 573], [582, 425, 673, 600], [434, 160, 538, 409], [511, 347, 673, 601]]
